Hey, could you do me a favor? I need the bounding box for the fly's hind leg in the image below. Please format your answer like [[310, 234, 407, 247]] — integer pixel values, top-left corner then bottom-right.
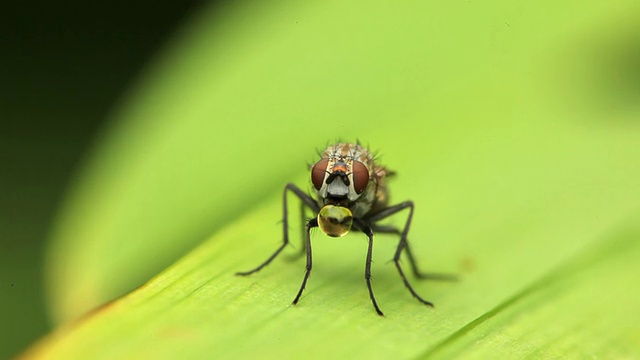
[[367, 201, 433, 307], [404, 241, 458, 281], [372, 223, 458, 282]]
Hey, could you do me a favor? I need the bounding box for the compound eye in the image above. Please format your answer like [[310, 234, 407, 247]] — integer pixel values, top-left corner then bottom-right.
[[311, 158, 329, 190], [352, 160, 370, 194]]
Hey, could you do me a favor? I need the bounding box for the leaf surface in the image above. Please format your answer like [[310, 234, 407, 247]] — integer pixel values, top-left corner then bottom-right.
[[37, 0, 640, 358]]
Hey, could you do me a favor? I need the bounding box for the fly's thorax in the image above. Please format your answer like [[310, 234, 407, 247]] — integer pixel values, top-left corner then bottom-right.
[[368, 165, 390, 215], [310, 143, 388, 218]]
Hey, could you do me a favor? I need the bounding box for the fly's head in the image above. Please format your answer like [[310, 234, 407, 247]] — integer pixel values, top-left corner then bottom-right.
[[311, 157, 370, 201], [310, 143, 375, 237]]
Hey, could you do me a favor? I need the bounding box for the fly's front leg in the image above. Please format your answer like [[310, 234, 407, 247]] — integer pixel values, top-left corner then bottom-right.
[[354, 219, 384, 316], [236, 183, 319, 276], [292, 218, 318, 305]]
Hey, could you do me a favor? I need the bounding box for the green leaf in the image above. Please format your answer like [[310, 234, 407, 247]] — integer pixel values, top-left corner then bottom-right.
[[35, 0, 640, 358]]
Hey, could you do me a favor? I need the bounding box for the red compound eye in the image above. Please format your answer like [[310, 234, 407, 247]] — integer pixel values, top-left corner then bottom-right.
[[311, 158, 329, 190], [352, 161, 370, 194]]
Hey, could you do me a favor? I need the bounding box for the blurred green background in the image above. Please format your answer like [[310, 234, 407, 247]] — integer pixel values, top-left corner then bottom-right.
[[3, 0, 640, 358], [0, 1, 204, 357]]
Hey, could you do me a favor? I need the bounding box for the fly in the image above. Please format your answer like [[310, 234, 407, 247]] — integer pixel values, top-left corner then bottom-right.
[[237, 142, 453, 316]]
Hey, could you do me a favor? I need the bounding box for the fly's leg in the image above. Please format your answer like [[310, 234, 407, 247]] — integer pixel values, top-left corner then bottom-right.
[[367, 201, 433, 307], [292, 199, 309, 258], [292, 218, 318, 305], [236, 183, 319, 276], [372, 224, 458, 282], [404, 242, 458, 281], [354, 219, 384, 316], [365, 229, 384, 316]]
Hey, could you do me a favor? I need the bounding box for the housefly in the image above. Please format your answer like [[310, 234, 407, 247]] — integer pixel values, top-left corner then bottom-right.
[[237, 142, 452, 315]]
